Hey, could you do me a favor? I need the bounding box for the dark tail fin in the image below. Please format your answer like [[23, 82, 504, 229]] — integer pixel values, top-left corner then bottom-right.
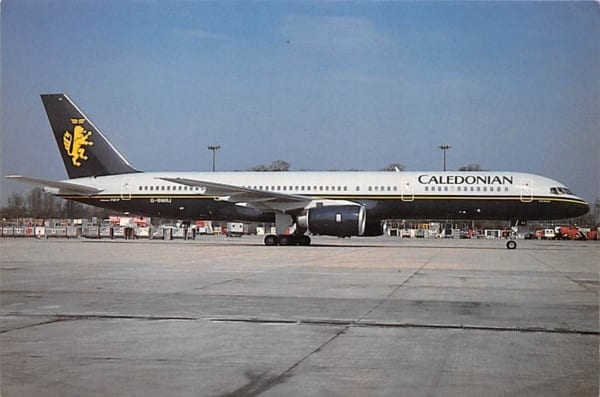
[[41, 93, 140, 179]]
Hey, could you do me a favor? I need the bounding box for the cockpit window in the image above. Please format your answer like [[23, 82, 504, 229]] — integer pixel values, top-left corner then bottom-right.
[[551, 187, 574, 195]]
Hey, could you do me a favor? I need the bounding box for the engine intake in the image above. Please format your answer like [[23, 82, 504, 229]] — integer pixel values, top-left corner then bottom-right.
[[300, 205, 366, 237]]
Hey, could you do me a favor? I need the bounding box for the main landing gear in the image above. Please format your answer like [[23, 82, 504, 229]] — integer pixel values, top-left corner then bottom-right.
[[264, 234, 311, 246], [265, 213, 311, 246]]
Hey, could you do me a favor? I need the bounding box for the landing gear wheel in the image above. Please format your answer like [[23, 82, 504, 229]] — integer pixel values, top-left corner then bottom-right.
[[506, 240, 517, 250], [299, 235, 311, 246], [264, 234, 279, 246]]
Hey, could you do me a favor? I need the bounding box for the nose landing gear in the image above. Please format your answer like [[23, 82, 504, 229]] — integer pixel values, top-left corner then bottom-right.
[[506, 219, 522, 249]]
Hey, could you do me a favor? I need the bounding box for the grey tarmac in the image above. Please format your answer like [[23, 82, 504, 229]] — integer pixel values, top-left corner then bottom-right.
[[1, 237, 598, 396]]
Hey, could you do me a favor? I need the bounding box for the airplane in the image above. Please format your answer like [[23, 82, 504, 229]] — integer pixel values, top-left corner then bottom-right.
[[6, 93, 590, 248]]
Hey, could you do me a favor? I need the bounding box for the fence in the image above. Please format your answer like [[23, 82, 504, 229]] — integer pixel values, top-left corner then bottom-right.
[[0, 226, 194, 240]]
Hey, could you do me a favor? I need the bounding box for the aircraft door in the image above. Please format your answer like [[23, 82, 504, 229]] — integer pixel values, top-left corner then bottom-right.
[[519, 178, 533, 203], [120, 178, 132, 200], [401, 177, 414, 202]]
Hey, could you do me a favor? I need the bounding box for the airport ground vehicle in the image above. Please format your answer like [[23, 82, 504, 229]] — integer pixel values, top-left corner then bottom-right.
[[225, 222, 244, 237], [555, 226, 587, 240]]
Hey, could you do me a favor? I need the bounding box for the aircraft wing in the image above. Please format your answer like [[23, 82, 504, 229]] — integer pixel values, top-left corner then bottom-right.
[[5, 175, 104, 195], [158, 177, 312, 212]]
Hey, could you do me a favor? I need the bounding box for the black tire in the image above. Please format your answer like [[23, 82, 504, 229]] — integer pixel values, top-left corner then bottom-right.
[[506, 240, 517, 250], [299, 235, 311, 246], [264, 234, 279, 246]]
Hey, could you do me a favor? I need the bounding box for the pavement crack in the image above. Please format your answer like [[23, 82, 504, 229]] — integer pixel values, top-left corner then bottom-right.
[[0, 318, 66, 334], [356, 252, 437, 324], [217, 370, 293, 397], [526, 253, 599, 295], [208, 317, 598, 335], [218, 252, 445, 395], [5, 313, 596, 337], [1, 313, 198, 323], [193, 277, 246, 291]]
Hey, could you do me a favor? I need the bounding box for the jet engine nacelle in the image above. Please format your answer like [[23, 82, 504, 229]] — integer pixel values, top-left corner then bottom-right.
[[298, 205, 366, 237]]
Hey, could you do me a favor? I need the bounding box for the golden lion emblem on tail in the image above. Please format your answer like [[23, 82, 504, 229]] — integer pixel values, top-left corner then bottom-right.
[[63, 118, 93, 167]]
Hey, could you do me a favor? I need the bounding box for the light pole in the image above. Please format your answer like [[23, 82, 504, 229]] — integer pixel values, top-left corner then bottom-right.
[[438, 145, 452, 171], [207, 145, 220, 172]]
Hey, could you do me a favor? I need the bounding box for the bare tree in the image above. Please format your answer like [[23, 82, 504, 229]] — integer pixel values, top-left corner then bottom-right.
[[249, 160, 291, 171], [1, 188, 115, 220], [458, 164, 486, 171], [27, 188, 43, 217], [381, 163, 405, 172], [1, 192, 27, 218]]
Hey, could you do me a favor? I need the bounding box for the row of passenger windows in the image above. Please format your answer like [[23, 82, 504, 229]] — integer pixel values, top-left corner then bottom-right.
[[139, 185, 201, 191], [137, 184, 509, 193], [425, 186, 510, 192], [243, 185, 351, 192]]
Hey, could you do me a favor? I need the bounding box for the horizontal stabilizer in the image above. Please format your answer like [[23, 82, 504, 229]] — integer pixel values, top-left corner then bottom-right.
[[5, 175, 104, 194]]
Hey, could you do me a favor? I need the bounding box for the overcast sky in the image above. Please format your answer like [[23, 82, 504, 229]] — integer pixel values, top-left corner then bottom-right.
[[1, 1, 599, 204]]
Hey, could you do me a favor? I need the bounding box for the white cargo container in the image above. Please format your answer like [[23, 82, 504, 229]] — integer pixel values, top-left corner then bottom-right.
[[226, 222, 244, 237]]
